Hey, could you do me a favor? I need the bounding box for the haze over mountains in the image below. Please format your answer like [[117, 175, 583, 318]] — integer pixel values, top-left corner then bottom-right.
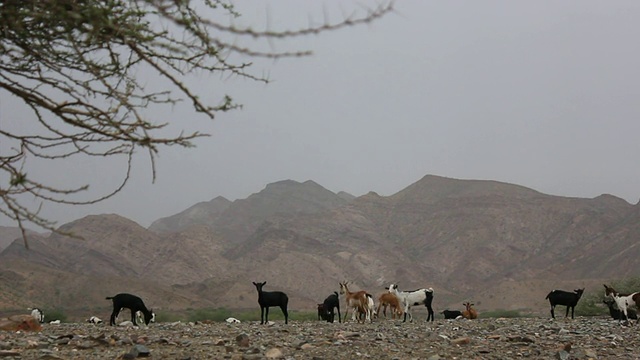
[[1, 175, 638, 318]]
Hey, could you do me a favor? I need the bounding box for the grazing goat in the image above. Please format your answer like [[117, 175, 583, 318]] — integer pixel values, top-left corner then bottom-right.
[[376, 292, 403, 319], [604, 284, 640, 325], [321, 291, 341, 323], [28, 308, 44, 323], [252, 281, 289, 324], [87, 316, 103, 324], [339, 281, 371, 323], [462, 302, 478, 319], [106, 293, 154, 326], [545, 288, 584, 319], [317, 303, 326, 321], [603, 298, 638, 321], [442, 310, 463, 319], [135, 310, 156, 325], [388, 284, 434, 322]]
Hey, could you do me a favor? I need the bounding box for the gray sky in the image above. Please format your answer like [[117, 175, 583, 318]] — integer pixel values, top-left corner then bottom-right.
[[2, 1, 640, 229]]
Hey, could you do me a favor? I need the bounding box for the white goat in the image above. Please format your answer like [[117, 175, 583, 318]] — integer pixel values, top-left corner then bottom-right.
[[358, 294, 376, 321], [388, 284, 434, 322], [28, 308, 44, 323]]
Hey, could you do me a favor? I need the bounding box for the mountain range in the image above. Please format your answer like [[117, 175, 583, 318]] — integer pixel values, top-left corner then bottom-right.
[[1, 175, 638, 319]]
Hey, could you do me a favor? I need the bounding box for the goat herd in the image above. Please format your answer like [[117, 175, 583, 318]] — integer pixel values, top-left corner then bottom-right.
[[20, 283, 640, 328], [253, 281, 474, 325], [254, 282, 640, 326]]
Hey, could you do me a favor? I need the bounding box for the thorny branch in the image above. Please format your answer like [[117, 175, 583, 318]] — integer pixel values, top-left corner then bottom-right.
[[0, 0, 394, 247]]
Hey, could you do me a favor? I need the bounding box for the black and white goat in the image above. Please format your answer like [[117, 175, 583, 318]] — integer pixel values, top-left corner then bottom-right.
[[321, 291, 341, 323], [106, 293, 154, 326], [252, 281, 289, 324], [28, 308, 44, 323], [87, 316, 103, 324], [441, 310, 463, 319], [545, 288, 584, 319], [604, 284, 640, 325], [603, 298, 638, 321], [387, 284, 434, 322], [135, 310, 156, 325]]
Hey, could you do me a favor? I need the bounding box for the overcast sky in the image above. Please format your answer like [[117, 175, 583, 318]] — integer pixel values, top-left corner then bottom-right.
[[2, 1, 640, 229]]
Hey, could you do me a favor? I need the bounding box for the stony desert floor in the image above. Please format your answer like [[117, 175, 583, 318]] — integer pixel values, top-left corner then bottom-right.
[[1, 316, 640, 359]]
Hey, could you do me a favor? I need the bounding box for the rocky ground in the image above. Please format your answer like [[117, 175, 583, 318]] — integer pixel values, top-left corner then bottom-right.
[[0, 317, 639, 359]]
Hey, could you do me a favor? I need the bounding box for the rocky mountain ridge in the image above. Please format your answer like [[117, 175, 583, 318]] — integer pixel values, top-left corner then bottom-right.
[[1, 175, 638, 317]]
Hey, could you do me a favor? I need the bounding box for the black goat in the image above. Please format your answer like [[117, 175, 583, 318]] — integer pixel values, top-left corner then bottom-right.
[[603, 298, 638, 321], [321, 291, 341, 323], [545, 288, 584, 319], [317, 303, 326, 320], [252, 281, 289, 324], [106, 293, 154, 326], [441, 309, 463, 319], [425, 289, 435, 322]]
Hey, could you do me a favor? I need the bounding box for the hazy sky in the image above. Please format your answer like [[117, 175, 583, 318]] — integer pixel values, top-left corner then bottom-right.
[[2, 1, 640, 229]]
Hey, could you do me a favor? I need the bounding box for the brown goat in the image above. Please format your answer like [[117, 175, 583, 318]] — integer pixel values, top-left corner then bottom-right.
[[462, 302, 478, 319], [339, 281, 371, 323], [376, 293, 403, 319]]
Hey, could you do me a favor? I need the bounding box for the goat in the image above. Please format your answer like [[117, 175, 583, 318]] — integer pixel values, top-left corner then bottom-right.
[[317, 303, 326, 321], [87, 316, 103, 324], [357, 293, 376, 321], [604, 284, 640, 325], [339, 281, 371, 323], [106, 293, 154, 326], [321, 291, 341, 323], [442, 310, 463, 319], [135, 310, 156, 325], [603, 298, 638, 321], [376, 292, 403, 319], [462, 302, 478, 319], [387, 284, 434, 322], [252, 281, 289, 324], [545, 288, 584, 319], [28, 308, 44, 323]]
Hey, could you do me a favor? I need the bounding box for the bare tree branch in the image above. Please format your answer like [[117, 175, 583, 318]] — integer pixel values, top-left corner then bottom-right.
[[0, 0, 394, 246]]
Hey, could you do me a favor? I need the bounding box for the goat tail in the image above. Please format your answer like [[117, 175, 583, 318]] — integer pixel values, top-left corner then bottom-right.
[[545, 292, 552, 300], [105, 296, 114, 300]]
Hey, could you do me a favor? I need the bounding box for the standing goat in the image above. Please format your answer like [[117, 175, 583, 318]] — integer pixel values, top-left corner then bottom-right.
[[462, 302, 478, 319], [603, 298, 638, 321], [339, 281, 371, 323], [545, 288, 584, 319], [28, 308, 44, 323], [321, 291, 341, 323], [252, 281, 288, 324], [376, 292, 403, 319], [388, 284, 434, 322], [106, 293, 154, 326], [604, 284, 640, 325]]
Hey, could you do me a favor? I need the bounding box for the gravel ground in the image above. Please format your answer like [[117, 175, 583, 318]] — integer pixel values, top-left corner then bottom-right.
[[1, 317, 639, 359]]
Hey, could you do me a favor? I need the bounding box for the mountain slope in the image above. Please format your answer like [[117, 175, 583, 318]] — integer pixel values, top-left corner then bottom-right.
[[0, 175, 638, 316]]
